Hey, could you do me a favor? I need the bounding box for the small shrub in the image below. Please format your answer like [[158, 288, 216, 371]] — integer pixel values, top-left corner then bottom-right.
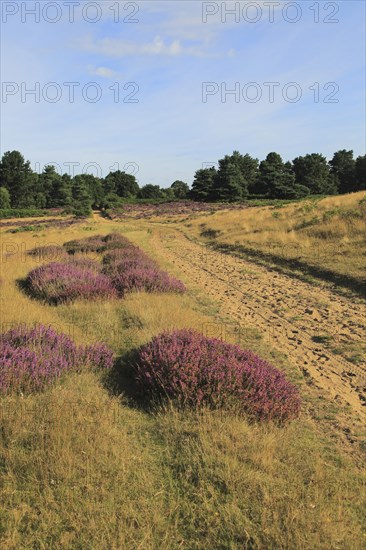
[[63, 233, 132, 255], [135, 329, 301, 422], [110, 265, 186, 295], [25, 262, 117, 304], [312, 335, 332, 344], [0, 325, 114, 395], [26, 234, 187, 302], [67, 257, 102, 272], [294, 216, 320, 230], [27, 245, 67, 262], [63, 235, 106, 255], [7, 224, 43, 233], [200, 228, 222, 239], [101, 241, 186, 296], [0, 208, 49, 219]]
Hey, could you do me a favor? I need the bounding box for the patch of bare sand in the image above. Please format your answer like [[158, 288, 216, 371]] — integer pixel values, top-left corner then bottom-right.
[[150, 227, 365, 421]]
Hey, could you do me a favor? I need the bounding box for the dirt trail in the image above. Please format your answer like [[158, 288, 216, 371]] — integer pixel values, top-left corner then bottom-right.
[[92, 212, 365, 422], [147, 225, 366, 419]]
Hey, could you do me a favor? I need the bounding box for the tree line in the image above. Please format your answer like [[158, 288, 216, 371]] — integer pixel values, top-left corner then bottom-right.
[[0, 151, 190, 216], [190, 150, 365, 201], [0, 149, 364, 215]]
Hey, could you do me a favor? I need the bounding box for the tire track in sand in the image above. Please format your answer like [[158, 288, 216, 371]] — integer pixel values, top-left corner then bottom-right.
[[149, 226, 366, 422]]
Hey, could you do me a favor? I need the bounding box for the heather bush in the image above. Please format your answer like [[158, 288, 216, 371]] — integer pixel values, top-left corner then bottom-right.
[[102, 249, 155, 277], [25, 234, 186, 304], [101, 241, 186, 295], [110, 265, 186, 295], [106, 201, 247, 221], [0, 325, 114, 395], [27, 244, 68, 262], [25, 262, 117, 304], [103, 233, 131, 246], [63, 235, 106, 255], [64, 233, 130, 255], [67, 257, 102, 272], [135, 329, 301, 422]]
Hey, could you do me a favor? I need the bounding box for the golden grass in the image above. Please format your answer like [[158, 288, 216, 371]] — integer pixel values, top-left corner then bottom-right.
[[0, 215, 365, 549], [174, 192, 366, 284]]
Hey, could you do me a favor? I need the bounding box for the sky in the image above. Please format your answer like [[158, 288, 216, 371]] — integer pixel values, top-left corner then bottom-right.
[[1, 0, 365, 187]]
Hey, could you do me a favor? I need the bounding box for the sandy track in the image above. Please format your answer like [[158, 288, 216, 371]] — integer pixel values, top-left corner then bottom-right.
[[146, 226, 365, 421]]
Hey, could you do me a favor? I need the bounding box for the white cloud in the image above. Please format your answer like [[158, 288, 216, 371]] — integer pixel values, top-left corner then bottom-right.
[[77, 35, 209, 58], [88, 65, 119, 78]]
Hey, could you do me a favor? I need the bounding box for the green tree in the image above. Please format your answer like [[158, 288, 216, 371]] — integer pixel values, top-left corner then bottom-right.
[[170, 180, 189, 199], [212, 160, 245, 201], [104, 171, 139, 198], [137, 184, 163, 199], [72, 179, 92, 217], [101, 192, 124, 209], [238, 153, 259, 195], [355, 155, 366, 191], [329, 150, 356, 194], [257, 152, 304, 199], [39, 165, 62, 207], [160, 187, 175, 200], [213, 151, 253, 200], [0, 150, 37, 207], [292, 153, 335, 194], [0, 187, 11, 209], [73, 174, 104, 208], [49, 173, 73, 208], [189, 167, 217, 201]]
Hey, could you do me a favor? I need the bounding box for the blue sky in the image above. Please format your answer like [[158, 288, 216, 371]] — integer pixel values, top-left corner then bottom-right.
[[1, 0, 365, 187]]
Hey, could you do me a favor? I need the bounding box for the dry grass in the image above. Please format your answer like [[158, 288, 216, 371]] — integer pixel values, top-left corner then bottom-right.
[[175, 192, 366, 285], [0, 215, 365, 549]]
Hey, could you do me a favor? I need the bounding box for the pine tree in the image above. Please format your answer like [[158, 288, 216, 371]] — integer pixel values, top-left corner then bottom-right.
[[189, 167, 217, 201], [72, 179, 92, 217]]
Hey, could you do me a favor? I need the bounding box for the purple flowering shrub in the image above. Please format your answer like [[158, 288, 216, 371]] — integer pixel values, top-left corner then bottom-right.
[[25, 262, 117, 304], [107, 201, 247, 221], [27, 244, 68, 262], [24, 233, 186, 304], [67, 257, 102, 272], [110, 266, 186, 295], [64, 233, 130, 255], [102, 241, 186, 295], [0, 325, 114, 395], [63, 235, 106, 255], [135, 329, 301, 422], [102, 246, 152, 268]]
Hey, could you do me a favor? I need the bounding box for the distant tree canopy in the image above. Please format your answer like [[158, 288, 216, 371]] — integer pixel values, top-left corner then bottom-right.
[[170, 180, 189, 199], [0, 151, 36, 208], [0, 148, 364, 215], [104, 170, 139, 198], [292, 153, 336, 195], [329, 150, 360, 194], [137, 184, 163, 199]]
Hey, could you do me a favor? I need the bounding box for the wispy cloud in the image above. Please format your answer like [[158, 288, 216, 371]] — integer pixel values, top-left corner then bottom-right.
[[87, 65, 120, 78], [77, 34, 211, 58]]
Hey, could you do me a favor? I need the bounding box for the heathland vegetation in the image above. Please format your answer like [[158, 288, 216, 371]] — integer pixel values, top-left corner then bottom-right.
[[0, 170, 365, 547]]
